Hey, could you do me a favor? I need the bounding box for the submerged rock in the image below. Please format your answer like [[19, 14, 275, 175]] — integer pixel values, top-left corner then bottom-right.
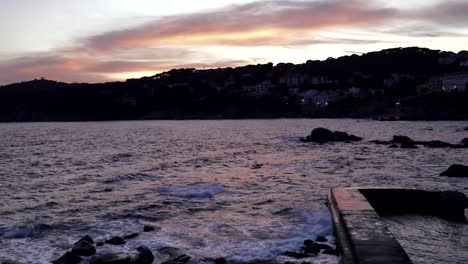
[[52, 251, 82, 264], [131, 246, 154, 264], [143, 225, 157, 232], [214, 257, 228, 264], [400, 142, 418, 149], [161, 254, 191, 264], [158, 247, 183, 258], [322, 248, 338, 256], [315, 236, 327, 242], [75, 235, 94, 245], [123, 233, 139, 240], [72, 240, 96, 256], [90, 253, 131, 264], [283, 251, 311, 259], [301, 128, 362, 143], [440, 164, 468, 177], [461, 138, 468, 146], [105, 236, 126, 245]]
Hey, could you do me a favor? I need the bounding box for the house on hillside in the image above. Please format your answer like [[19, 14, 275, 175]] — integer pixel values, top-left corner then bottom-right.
[[417, 73, 468, 94], [243, 80, 274, 97]]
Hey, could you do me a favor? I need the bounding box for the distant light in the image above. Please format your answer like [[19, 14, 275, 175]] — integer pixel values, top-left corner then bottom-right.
[[396, 102, 401, 106]]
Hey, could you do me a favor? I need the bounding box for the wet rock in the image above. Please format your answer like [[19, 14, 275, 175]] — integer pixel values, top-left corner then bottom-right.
[[123, 233, 139, 240], [143, 225, 156, 232], [391, 135, 414, 144], [316, 236, 327, 242], [302, 244, 320, 254], [439, 191, 468, 221], [72, 240, 96, 256], [90, 253, 131, 264], [105, 236, 126, 245], [400, 142, 418, 149], [161, 254, 191, 264], [131, 246, 154, 264], [283, 251, 311, 259], [440, 164, 468, 177], [1, 260, 24, 264], [389, 144, 398, 148], [52, 251, 82, 264], [316, 243, 332, 250], [158, 247, 182, 258], [214, 257, 228, 264], [96, 242, 105, 247], [303, 239, 314, 247], [251, 164, 263, 169], [300, 128, 362, 143], [461, 138, 468, 146], [322, 248, 338, 256], [75, 235, 94, 245], [420, 140, 455, 148]]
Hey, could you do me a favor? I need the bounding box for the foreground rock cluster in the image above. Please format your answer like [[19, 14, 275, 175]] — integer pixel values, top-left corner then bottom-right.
[[372, 135, 468, 149], [282, 236, 338, 260], [300, 128, 362, 143], [51, 225, 172, 264]]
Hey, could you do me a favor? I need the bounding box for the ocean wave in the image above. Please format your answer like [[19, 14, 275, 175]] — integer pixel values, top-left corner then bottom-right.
[[2, 223, 52, 239], [158, 183, 226, 199]]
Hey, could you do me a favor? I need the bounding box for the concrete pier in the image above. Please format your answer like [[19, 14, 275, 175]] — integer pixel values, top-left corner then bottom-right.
[[328, 187, 413, 264]]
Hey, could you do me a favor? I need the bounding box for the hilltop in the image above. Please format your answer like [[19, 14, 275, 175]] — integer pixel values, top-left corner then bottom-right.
[[1, 47, 467, 121]]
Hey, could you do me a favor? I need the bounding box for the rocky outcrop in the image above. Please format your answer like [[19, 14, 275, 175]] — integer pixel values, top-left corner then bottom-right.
[[90, 253, 131, 264], [105, 236, 126, 245], [131, 246, 154, 264], [300, 128, 362, 143], [161, 254, 191, 264], [373, 135, 467, 148], [440, 164, 468, 178], [52, 252, 82, 264], [71, 240, 96, 256]]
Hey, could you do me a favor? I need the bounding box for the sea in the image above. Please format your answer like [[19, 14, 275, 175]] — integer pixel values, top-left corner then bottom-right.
[[0, 119, 467, 264]]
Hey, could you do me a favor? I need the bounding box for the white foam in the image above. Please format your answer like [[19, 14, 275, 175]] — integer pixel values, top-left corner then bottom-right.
[[158, 182, 225, 199]]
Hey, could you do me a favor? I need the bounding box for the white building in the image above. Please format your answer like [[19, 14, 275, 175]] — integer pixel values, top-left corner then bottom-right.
[[243, 80, 274, 97]]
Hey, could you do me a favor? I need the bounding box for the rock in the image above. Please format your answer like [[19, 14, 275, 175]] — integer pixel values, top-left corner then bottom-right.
[[421, 140, 455, 148], [214, 258, 228, 264], [301, 128, 362, 143], [158, 247, 183, 258], [1, 260, 24, 264], [131, 246, 154, 264], [75, 235, 94, 245], [161, 254, 191, 264], [123, 233, 139, 240], [143, 225, 156, 232], [440, 164, 468, 177], [332, 131, 362, 142], [461, 138, 468, 146], [52, 251, 82, 264], [303, 239, 314, 247], [400, 142, 418, 149], [283, 252, 311, 259], [302, 244, 320, 254], [389, 144, 398, 148], [391, 135, 414, 144], [105, 236, 126, 245], [251, 164, 263, 169], [96, 242, 105, 247], [90, 253, 131, 264], [316, 236, 327, 242], [72, 240, 96, 256], [322, 248, 338, 256], [316, 243, 332, 250]]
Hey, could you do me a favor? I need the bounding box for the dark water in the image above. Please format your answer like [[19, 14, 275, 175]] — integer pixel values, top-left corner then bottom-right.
[[0, 119, 467, 263]]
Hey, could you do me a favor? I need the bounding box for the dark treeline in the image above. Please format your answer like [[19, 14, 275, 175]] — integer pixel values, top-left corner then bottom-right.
[[1, 47, 468, 122]]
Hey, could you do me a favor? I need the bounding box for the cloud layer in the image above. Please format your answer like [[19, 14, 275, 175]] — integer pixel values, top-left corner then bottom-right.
[[1, 0, 467, 84]]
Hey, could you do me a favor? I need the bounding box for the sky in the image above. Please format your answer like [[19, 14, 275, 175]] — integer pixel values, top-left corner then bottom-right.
[[0, 0, 467, 84]]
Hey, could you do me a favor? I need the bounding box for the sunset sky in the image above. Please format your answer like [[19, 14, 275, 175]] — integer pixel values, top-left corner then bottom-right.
[[1, 0, 467, 84]]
